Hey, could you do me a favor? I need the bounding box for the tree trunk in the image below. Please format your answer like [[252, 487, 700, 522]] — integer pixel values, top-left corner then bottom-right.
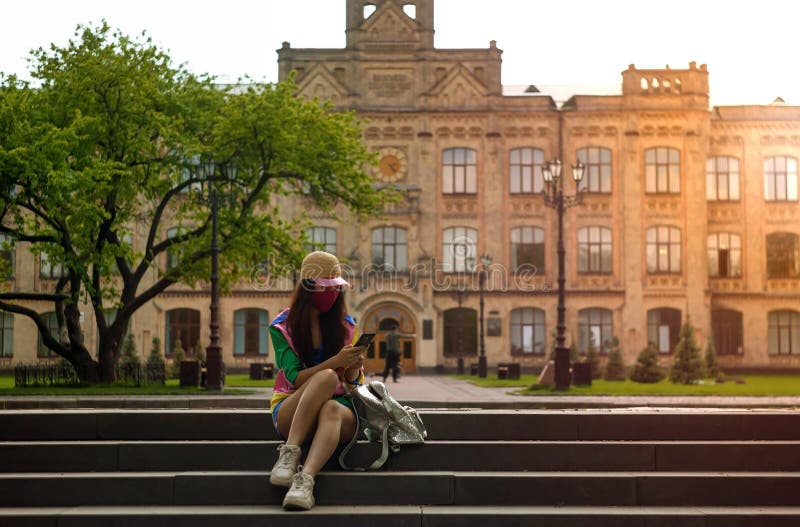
[[97, 320, 129, 383]]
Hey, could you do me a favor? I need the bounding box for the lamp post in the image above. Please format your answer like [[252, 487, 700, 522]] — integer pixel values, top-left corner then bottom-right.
[[542, 155, 585, 390], [478, 253, 492, 378], [199, 160, 237, 391]]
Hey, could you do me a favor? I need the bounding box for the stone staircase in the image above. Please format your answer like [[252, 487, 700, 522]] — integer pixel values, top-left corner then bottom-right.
[[1, 408, 800, 525]]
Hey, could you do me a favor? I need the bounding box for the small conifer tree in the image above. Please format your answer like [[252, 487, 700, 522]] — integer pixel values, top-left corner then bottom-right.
[[584, 335, 603, 379], [669, 318, 706, 384], [705, 336, 722, 379], [603, 336, 627, 381], [630, 342, 666, 383], [193, 341, 206, 363], [169, 338, 186, 379], [146, 337, 166, 385], [120, 334, 140, 368]]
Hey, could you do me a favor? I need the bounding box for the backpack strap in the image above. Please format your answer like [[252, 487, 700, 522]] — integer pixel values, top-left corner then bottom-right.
[[338, 404, 362, 471]]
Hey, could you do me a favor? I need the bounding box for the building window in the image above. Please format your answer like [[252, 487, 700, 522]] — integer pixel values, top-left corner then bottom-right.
[[442, 148, 477, 194], [39, 253, 65, 279], [372, 227, 407, 270], [510, 227, 544, 272], [234, 308, 269, 356], [37, 312, 59, 358], [577, 147, 612, 193], [305, 226, 337, 255], [0, 313, 12, 357], [766, 232, 800, 278], [764, 156, 799, 201], [647, 308, 681, 354], [442, 227, 477, 272], [708, 232, 742, 278], [706, 156, 740, 201], [646, 226, 681, 273], [166, 227, 185, 271], [578, 308, 613, 353], [0, 233, 14, 278], [509, 147, 545, 194], [645, 147, 680, 193], [443, 307, 477, 356], [768, 310, 800, 355], [166, 308, 200, 355], [711, 309, 743, 356], [510, 308, 545, 355], [578, 226, 612, 273]]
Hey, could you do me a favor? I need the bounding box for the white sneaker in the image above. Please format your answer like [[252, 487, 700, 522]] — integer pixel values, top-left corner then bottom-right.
[[282, 468, 315, 511], [269, 443, 301, 487]]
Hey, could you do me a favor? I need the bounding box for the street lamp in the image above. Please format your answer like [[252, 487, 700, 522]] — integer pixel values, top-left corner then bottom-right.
[[198, 160, 237, 391], [542, 156, 585, 390], [478, 253, 492, 378]]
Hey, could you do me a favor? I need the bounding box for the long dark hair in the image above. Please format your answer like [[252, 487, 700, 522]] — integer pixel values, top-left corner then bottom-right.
[[286, 279, 348, 367]]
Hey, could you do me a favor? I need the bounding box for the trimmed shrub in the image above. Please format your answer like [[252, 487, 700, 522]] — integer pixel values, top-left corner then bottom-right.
[[705, 337, 722, 378], [630, 343, 666, 383], [603, 336, 627, 381], [669, 318, 705, 384]]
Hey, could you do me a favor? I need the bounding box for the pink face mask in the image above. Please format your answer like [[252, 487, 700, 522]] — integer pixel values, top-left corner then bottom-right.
[[312, 289, 340, 312]]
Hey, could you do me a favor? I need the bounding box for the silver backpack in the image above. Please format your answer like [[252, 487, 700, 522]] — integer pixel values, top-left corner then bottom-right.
[[338, 380, 427, 471]]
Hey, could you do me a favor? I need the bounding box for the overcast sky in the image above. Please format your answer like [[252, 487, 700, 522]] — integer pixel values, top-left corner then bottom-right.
[[3, 0, 799, 106]]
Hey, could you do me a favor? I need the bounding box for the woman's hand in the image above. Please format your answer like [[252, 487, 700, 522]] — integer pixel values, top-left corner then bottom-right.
[[336, 345, 365, 369]]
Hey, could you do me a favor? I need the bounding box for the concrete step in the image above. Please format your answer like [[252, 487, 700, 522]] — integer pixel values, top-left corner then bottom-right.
[[2, 471, 800, 507], [3, 440, 800, 473], [4, 409, 800, 441], [3, 505, 800, 527]]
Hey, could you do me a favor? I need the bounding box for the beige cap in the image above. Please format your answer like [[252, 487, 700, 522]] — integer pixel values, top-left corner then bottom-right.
[[300, 251, 351, 287]]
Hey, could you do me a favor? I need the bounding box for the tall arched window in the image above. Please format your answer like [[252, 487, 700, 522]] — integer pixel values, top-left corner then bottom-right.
[[706, 156, 740, 201], [305, 226, 337, 255], [442, 227, 477, 272], [234, 308, 269, 356], [766, 232, 800, 278], [509, 147, 545, 194], [708, 232, 742, 277], [645, 147, 680, 193], [510, 308, 546, 355], [646, 226, 681, 273], [578, 227, 612, 273], [39, 253, 64, 279], [578, 308, 613, 353], [372, 227, 407, 270], [0, 313, 13, 357], [711, 309, 743, 356], [764, 156, 798, 201], [37, 312, 60, 357], [510, 227, 544, 272], [768, 310, 800, 355], [443, 307, 477, 356], [442, 148, 477, 194], [576, 147, 612, 193], [647, 308, 681, 354], [166, 308, 201, 356]]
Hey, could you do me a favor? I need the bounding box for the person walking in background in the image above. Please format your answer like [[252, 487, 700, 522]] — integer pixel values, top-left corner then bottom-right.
[[268, 251, 366, 511], [382, 323, 402, 383]]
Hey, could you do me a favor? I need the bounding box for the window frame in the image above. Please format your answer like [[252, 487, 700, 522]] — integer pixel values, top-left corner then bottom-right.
[[442, 226, 478, 272], [764, 156, 799, 202], [707, 232, 742, 278], [0, 313, 13, 358], [165, 308, 201, 356], [37, 312, 59, 358], [509, 147, 545, 194], [577, 308, 613, 354], [577, 146, 612, 194], [371, 226, 408, 271], [442, 147, 477, 195], [305, 226, 338, 255], [645, 147, 681, 194], [768, 310, 800, 356], [706, 156, 740, 201], [233, 308, 269, 356], [646, 226, 682, 274], [39, 252, 65, 279], [510, 307, 546, 356], [647, 308, 681, 354], [578, 226, 613, 274], [510, 226, 545, 273], [766, 232, 800, 279]]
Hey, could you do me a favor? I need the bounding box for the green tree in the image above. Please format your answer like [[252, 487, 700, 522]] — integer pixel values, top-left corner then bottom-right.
[[669, 318, 706, 384], [583, 335, 603, 380], [119, 333, 140, 368], [630, 343, 666, 383], [169, 339, 186, 379], [603, 336, 627, 381], [705, 335, 722, 379], [0, 23, 386, 382]]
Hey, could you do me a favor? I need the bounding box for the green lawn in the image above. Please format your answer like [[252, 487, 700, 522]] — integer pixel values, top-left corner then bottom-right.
[[0, 373, 268, 395], [452, 374, 800, 396]]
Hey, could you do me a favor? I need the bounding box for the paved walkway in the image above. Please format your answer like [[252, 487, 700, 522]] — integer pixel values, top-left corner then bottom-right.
[[3, 375, 800, 409]]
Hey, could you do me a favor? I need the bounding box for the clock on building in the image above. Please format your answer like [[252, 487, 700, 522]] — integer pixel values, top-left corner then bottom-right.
[[377, 147, 407, 182]]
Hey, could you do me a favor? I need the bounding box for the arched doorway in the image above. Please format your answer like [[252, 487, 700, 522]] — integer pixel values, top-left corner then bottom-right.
[[360, 304, 417, 376]]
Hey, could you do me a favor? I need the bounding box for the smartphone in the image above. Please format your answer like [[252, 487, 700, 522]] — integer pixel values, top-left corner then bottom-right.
[[354, 333, 375, 347]]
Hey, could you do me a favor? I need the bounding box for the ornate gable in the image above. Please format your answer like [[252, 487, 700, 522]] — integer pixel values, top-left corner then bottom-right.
[[360, 3, 420, 48], [425, 64, 489, 108], [295, 64, 348, 104]]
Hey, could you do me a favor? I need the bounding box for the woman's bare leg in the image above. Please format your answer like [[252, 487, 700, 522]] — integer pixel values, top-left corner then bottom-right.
[[277, 369, 338, 446], [301, 399, 357, 476]]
